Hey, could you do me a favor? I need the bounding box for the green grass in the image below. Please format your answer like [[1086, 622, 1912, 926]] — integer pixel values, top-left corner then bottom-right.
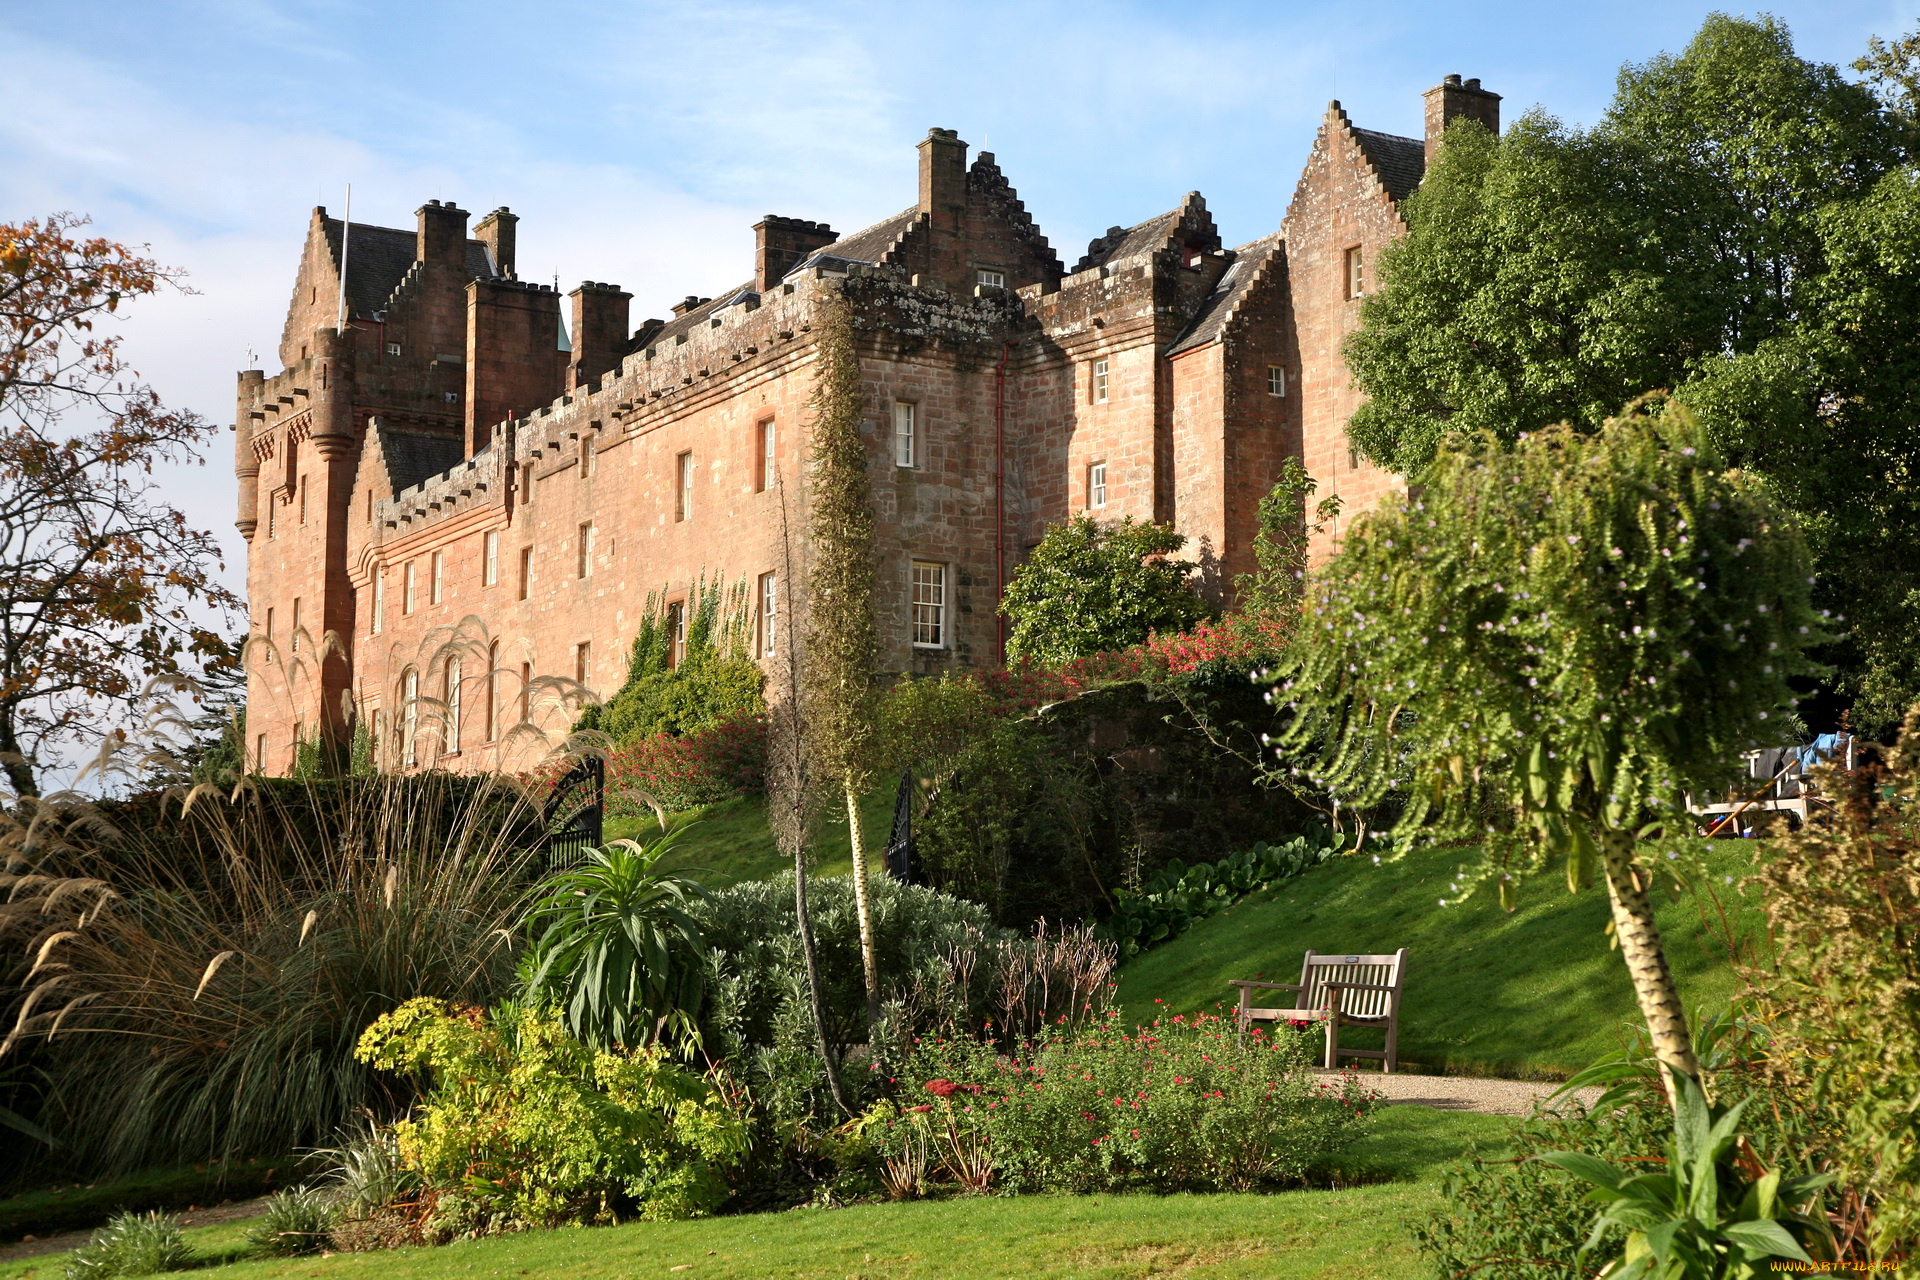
[[1117, 839, 1764, 1079], [0, 1107, 1512, 1280], [605, 784, 896, 888], [0, 1158, 288, 1243]]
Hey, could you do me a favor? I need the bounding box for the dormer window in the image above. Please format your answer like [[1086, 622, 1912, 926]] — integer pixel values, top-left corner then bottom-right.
[[976, 268, 1006, 289]]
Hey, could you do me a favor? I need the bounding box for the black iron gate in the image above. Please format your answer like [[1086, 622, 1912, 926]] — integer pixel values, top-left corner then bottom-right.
[[542, 754, 605, 866]]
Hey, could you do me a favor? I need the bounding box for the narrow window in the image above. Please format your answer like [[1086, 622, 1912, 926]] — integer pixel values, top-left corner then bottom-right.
[[265, 606, 275, 645], [298, 475, 307, 525], [403, 561, 416, 614], [268, 500, 277, 539], [1089, 461, 1108, 510], [484, 531, 499, 586], [759, 571, 778, 656], [578, 523, 595, 578], [255, 733, 267, 773], [894, 401, 917, 468], [1091, 358, 1110, 405], [366, 488, 374, 524], [665, 601, 686, 668], [521, 462, 535, 508], [518, 546, 532, 600], [290, 597, 302, 651], [675, 452, 694, 521], [975, 268, 1006, 289], [293, 721, 304, 759], [518, 661, 532, 725], [371, 569, 384, 634], [1345, 246, 1365, 299], [371, 710, 385, 763], [580, 436, 595, 479], [402, 668, 419, 767], [430, 550, 444, 605], [485, 641, 500, 740], [911, 561, 946, 648], [1268, 365, 1287, 397], [575, 641, 592, 687], [445, 657, 462, 755], [756, 419, 776, 492]]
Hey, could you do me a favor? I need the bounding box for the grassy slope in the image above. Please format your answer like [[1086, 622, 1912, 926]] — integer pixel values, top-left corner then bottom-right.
[[603, 783, 895, 887], [0, 1107, 1511, 1280], [1117, 840, 1764, 1079]]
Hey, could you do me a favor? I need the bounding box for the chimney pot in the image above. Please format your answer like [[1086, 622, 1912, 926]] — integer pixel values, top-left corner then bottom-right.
[[752, 215, 838, 291], [1422, 75, 1501, 166]]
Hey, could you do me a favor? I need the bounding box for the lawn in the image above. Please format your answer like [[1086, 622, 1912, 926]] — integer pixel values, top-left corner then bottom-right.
[[603, 783, 897, 886], [1117, 838, 1765, 1079], [0, 1107, 1512, 1280]]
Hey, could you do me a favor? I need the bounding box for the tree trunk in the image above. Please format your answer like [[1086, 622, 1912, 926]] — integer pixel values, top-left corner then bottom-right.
[[793, 842, 852, 1117], [0, 715, 37, 798], [845, 774, 881, 1029], [1598, 826, 1699, 1105]]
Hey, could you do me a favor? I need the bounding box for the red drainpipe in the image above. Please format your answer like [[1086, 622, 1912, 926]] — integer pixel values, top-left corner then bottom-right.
[[993, 338, 1019, 665]]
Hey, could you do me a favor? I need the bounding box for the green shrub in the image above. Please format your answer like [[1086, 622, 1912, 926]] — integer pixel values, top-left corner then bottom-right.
[[64, 1210, 191, 1279], [873, 1012, 1378, 1194], [589, 581, 764, 744], [243, 1185, 336, 1258], [1098, 831, 1348, 958], [355, 999, 748, 1232], [1000, 515, 1210, 664]]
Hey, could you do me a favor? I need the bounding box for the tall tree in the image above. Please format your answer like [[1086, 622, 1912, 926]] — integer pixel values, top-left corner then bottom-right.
[[1000, 515, 1209, 665], [1344, 15, 1919, 728], [0, 214, 239, 795], [1276, 401, 1824, 1104], [802, 294, 881, 1027]]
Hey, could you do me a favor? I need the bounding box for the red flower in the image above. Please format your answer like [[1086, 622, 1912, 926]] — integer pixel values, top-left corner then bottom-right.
[[926, 1079, 961, 1098]]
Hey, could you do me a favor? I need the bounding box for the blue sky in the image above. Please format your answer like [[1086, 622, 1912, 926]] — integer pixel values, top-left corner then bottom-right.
[[2, 0, 1915, 592]]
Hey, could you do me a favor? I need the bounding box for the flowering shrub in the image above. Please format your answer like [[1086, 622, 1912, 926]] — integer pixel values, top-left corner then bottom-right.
[[603, 715, 766, 815], [872, 1011, 1379, 1194]]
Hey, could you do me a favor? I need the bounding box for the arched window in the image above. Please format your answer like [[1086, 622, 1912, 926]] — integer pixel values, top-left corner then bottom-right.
[[401, 668, 419, 767]]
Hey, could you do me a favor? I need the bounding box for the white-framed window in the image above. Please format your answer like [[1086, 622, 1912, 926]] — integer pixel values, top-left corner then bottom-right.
[[893, 400, 917, 468], [290, 598, 302, 651], [370, 570, 383, 634], [1089, 461, 1108, 510], [403, 561, 416, 614], [911, 561, 947, 648], [1268, 365, 1287, 397], [578, 523, 595, 578], [575, 641, 592, 687], [976, 268, 1006, 289], [430, 550, 444, 605], [1345, 246, 1365, 299], [443, 391, 460, 404], [402, 668, 419, 767], [445, 657, 462, 755], [255, 732, 267, 773], [665, 601, 687, 668], [580, 436, 595, 479], [1091, 358, 1110, 404], [759, 571, 778, 656], [386, 342, 402, 356], [676, 451, 693, 521], [757, 419, 776, 491], [485, 641, 500, 741], [484, 531, 499, 586]]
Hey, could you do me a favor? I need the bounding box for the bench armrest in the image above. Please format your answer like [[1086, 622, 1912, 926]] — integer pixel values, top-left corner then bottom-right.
[[1230, 981, 1302, 992]]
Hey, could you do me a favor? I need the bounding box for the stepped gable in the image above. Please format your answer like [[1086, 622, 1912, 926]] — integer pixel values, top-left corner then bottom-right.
[[369, 421, 464, 498], [320, 217, 494, 319], [1349, 126, 1426, 204], [966, 151, 1059, 268], [793, 208, 920, 275], [1166, 232, 1284, 356], [1073, 192, 1220, 274]]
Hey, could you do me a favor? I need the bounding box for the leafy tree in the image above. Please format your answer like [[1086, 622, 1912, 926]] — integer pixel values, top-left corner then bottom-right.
[[1001, 515, 1209, 664], [1344, 15, 1919, 727], [801, 293, 882, 1026], [1274, 402, 1824, 1101], [1233, 458, 1341, 635], [586, 580, 764, 744], [0, 214, 240, 794], [519, 834, 710, 1052]]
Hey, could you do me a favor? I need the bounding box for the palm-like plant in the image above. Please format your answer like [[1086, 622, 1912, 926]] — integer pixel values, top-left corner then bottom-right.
[[1538, 1073, 1833, 1278], [519, 833, 709, 1052]]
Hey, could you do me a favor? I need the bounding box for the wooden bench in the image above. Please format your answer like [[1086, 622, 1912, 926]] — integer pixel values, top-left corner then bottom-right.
[[1231, 948, 1408, 1073]]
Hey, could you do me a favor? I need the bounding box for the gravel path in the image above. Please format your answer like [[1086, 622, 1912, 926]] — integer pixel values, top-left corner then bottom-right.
[[0, 1199, 268, 1264], [1321, 1068, 1599, 1117]]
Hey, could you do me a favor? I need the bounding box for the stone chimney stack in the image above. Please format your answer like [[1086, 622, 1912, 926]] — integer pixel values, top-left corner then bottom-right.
[[568, 281, 633, 389], [1422, 75, 1502, 165], [475, 207, 518, 278], [753, 216, 837, 291], [917, 127, 968, 229], [416, 199, 470, 269]]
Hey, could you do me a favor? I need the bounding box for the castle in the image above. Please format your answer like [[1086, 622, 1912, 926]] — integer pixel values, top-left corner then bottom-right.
[[235, 75, 1502, 774]]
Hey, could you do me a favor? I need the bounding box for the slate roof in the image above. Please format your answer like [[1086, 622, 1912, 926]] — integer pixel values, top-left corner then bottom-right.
[[1165, 233, 1283, 357], [1072, 211, 1182, 274], [641, 281, 758, 350], [793, 208, 920, 275], [374, 423, 466, 496], [321, 219, 494, 319], [1350, 128, 1426, 204]]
